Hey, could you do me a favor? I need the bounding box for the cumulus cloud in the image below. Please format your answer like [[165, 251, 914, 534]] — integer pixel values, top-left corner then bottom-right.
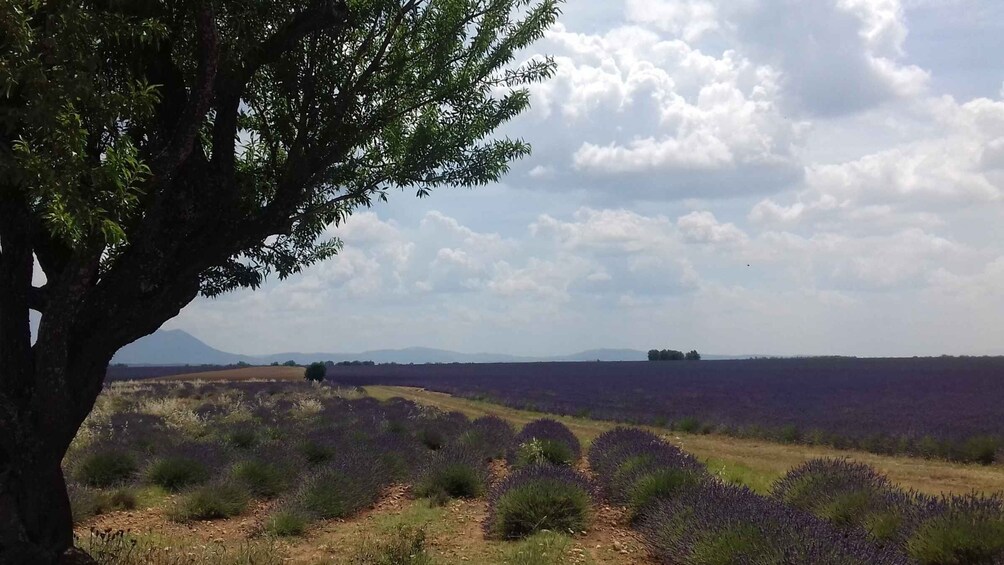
[[749, 96, 1004, 237], [677, 211, 748, 245], [161, 1, 1004, 357], [722, 0, 928, 116], [507, 18, 806, 200]]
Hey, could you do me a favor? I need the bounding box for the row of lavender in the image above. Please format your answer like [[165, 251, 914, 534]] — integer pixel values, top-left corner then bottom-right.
[[330, 356, 1004, 463], [69, 379, 599, 545], [67, 380, 512, 534], [588, 427, 1004, 564]]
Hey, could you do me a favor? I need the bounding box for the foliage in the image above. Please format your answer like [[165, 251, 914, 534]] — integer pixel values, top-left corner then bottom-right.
[[459, 414, 515, 460], [3, 0, 558, 554], [167, 483, 249, 522], [68, 485, 137, 523], [485, 465, 592, 540], [231, 459, 287, 498], [907, 511, 1004, 565], [297, 464, 387, 520], [145, 457, 210, 492], [348, 525, 433, 565], [509, 419, 580, 466], [414, 446, 488, 502], [626, 468, 701, 521], [226, 428, 259, 449], [498, 531, 573, 565], [771, 458, 1004, 562], [587, 427, 703, 503], [639, 481, 911, 564], [75, 529, 283, 565], [74, 450, 138, 488], [304, 362, 327, 383], [265, 509, 309, 537], [513, 438, 576, 468]]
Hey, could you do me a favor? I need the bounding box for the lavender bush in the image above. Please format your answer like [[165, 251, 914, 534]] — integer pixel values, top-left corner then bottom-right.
[[640, 480, 911, 564], [484, 464, 593, 540], [588, 427, 703, 504], [509, 418, 581, 467], [773, 459, 1004, 563]]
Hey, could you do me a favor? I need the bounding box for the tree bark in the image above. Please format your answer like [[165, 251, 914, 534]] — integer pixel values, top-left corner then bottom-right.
[[0, 444, 78, 564]]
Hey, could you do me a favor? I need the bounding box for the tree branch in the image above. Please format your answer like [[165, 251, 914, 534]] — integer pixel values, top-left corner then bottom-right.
[[149, 4, 220, 181], [211, 0, 351, 174]]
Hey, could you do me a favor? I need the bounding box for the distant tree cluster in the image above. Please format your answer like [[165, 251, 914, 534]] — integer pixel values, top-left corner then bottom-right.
[[304, 362, 326, 383], [648, 349, 701, 361], [334, 360, 376, 366]]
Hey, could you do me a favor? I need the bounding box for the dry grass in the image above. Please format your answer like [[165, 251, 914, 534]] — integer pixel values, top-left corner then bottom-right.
[[155, 366, 305, 381], [365, 386, 1004, 496]]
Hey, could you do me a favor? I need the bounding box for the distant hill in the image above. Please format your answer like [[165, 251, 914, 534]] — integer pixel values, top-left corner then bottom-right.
[[112, 329, 259, 365], [113, 329, 674, 365]]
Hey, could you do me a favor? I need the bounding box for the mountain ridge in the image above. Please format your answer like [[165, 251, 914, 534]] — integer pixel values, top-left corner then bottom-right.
[[114, 329, 748, 365]]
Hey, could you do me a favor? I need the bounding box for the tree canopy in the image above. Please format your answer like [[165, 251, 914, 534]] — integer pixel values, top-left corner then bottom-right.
[[0, 1, 560, 561]]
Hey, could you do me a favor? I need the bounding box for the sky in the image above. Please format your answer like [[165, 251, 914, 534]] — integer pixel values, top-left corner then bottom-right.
[[166, 0, 1004, 358]]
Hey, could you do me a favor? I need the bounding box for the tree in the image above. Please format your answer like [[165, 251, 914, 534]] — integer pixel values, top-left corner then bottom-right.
[[304, 362, 327, 382], [685, 350, 701, 361], [0, 1, 560, 561], [282, 359, 299, 367], [659, 349, 684, 361], [647, 349, 660, 361]]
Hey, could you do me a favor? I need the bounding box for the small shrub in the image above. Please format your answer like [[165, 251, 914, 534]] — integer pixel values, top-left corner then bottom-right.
[[227, 428, 258, 449], [499, 531, 572, 565], [688, 525, 776, 564], [462, 415, 515, 460], [304, 362, 327, 383], [816, 490, 874, 527], [103, 488, 138, 512], [779, 425, 801, 443], [509, 419, 581, 470], [146, 456, 209, 491], [485, 465, 592, 540], [299, 440, 335, 465], [415, 461, 486, 502], [349, 525, 433, 565], [417, 427, 447, 451], [626, 468, 700, 520], [298, 468, 383, 520], [74, 450, 137, 487], [68, 485, 104, 523], [265, 509, 309, 537], [908, 515, 1004, 564], [958, 436, 999, 465], [168, 483, 249, 522], [514, 438, 575, 468], [863, 510, 906, 542], [231, 459, 286, 498], [907, 504, 1004, 564], [675, 417, 700, 434]]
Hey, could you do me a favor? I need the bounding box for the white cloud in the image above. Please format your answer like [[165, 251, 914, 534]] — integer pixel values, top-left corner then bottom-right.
[[677, 211, 748, 245], [531, 208, 675, 253], [509, 20, 806, 199], [624, 0, 720, 41], [160, 1, 1004, 357], [702, 0, 928, 118]]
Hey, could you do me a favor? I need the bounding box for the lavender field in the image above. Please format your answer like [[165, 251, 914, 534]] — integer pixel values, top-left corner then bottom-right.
[[70, 379, 1004, 564], [329, 356, 1004, 463]]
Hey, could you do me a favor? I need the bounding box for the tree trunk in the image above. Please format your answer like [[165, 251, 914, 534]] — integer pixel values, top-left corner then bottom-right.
[[0, 445, 80, 564]]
